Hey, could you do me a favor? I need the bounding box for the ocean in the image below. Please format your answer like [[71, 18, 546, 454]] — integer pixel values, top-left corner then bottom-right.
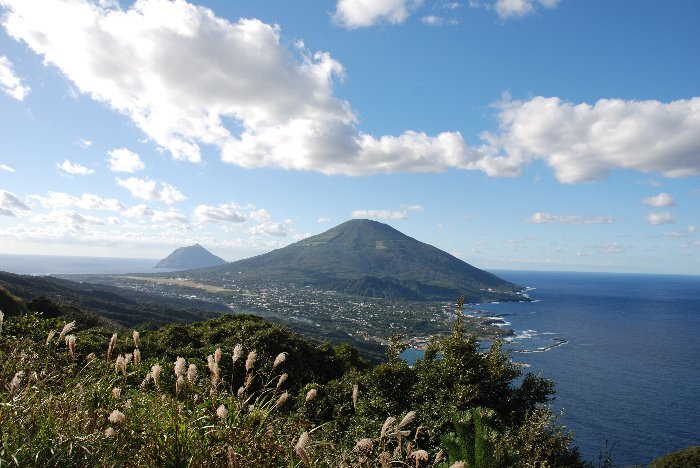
[[475, 270, 700, 466], [1, 255, 698, 465]]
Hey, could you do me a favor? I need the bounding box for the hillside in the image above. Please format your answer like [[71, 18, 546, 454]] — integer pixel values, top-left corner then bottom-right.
[[183, 219, 523, 301], [155, 244, 226, 269]]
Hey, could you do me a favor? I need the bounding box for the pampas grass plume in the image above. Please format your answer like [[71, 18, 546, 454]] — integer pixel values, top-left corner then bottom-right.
[[132, 330, 139, 348], [245, 350, 257, 373], [58, 321, 75, 342], [151, 364, 161, 388], [305, 388, 317, 403], [353, 438, 373, 452], [273, 352, 286, 368], [133, 348, 141, 367], [112, 387, 121, 399], [352, 383, 358, 410], [275, 391, 289, 408], [105, 427, 115, 438], [0, 310, 3, 333], [45, 329, 56, 347], [232, 343, 242, 364], [187, 363, 197, 383], [380, 416, 396, 439], [398, 410, 416, 429], [216, 404, 228, 420], [108, 409, 125, 424], [276, 372, 288, 389], [107, 333, 117, 361], [214, 347, 221, 365], [174, 356, 186, 377], [66, 335, 76, 358], [449, 462, 466, 468], [9, 371, 23, 393], [294, 432, 311, 467]]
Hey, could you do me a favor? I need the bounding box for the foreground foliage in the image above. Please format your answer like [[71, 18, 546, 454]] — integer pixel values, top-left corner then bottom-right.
[[0, 300, 588, 467]]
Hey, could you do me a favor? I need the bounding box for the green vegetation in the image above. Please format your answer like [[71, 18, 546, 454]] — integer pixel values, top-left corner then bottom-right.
[[0, 289, 591, 467], [649, 446, 700, 468]]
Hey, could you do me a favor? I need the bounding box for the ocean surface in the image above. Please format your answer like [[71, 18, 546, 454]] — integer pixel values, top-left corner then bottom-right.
[[473, 270, 700, 466], [2, 255, 698, 465], [0, 253, 177, 275]]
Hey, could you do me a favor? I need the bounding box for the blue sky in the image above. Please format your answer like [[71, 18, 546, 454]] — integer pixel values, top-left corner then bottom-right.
[[0, 0, 699, 274]]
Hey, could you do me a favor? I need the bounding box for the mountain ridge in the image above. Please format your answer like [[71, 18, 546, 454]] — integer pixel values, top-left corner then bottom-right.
[[181, 219, 523, 301], [155, 243, 226, 269]]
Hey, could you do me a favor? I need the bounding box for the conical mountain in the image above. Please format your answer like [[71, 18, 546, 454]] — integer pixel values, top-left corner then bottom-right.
[[155, 244, 226, 269], [190, 219, 522, 301]]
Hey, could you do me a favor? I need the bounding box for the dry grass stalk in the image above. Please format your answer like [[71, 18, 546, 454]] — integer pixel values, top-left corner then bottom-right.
[[276, 373, 288, 389], [244, 373, 254, 389], [112, 387, 121, 399], [124, 353, 132, 366], [174, 356, 186, 377], [107, 333, 117, 361], [410, 449, 429, 467], [66, 334, 76, 358], [379, 451, 391, 468], [45, 330, 56, 347], [108, 409, 125, 424], [9, 371, 24, 393], [294, 432, 311, 467], [176, 375, 184, 395], [133, 348, 141, 367], [151, 364, 161, 388], [380, 416, 396, 439], [232, 343, 242, 364], [352, 383, 358, 410], [186, 363, 197, 383], [434, 449, 445, 465], [353, 438, 373, 453], [207, 354, 219, 387], [214, 347, 222, 365], [216, 404, 228, 420], [245, 350, 257, 373], [449, 462, 466, 468], [115, 355, 126, 375], [0, 310, 3, 333], [273, 352, 286, 368], [132, 330, 139, 348], [275, 391, 289, 408], [305, 388, 317, 403], [398, 410, 416, 429], [58, 321, 76, 343]]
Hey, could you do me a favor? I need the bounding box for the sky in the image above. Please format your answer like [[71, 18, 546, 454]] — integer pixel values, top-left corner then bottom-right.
[[0, 0, 699, 275]]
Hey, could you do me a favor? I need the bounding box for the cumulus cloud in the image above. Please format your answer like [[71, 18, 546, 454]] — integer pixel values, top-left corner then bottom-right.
[[0, 163, 15, 173], [57, 159, 94, 176], [333, 0, 423, 28], [317, 217, 331, 224], [483, 96, 700, 183], [492, 0, 560, 19], [662, 225, 696, 238], [116, 177, 185, 204], [642, 192, 675, 207], [421, 15, 457, 26], [645, 211, 675, 226], [352, 209, 406, 220], [30, 191, 125, 212], [528, 212, 614, 225], [3, 1, 698, 184], [122, 203, 154, 218], [248, 222, 287, 237], [32, 209, 105, 227], [77, 138, 92, 148], [0, 190, 30, 216], [0, 55, 29, 100], [152, 208, 188, 225], [107, 148, 145, 173], [193, 203, 246, 223]]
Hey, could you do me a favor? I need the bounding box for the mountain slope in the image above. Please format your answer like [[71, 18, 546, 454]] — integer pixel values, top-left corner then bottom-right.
[[155, 244, 226, 269], [185, 219, 522, 301]]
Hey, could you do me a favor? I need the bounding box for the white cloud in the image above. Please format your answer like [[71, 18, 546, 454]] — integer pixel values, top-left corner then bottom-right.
[[662, 225, 697, 238], [588, 243, 632, 254], [32, 209, 105, 227], [317, 217, 331, 224], [77, 138, 92, 148], [642, 192, 675, 207], [116, 177, 185, 205], [3, 1, 697, 184], [122, 203, 154, 218], [248, 222, 287, 237], [107, 148, 144, 173], [31, 191, 125, 212], [493, 0, 560, 19], [0, 190, 30, 216], [0, 55, 29, 100], [421, 15, 457, 26], [333, 0, 423, 29], [645, 211, 675, 226], [528, 212, 614, 225], [57, 159, 95, 175], [483, 96, 700, 183], [352, 209, 408, 221], [152, 208, 188, 225], [0, 163, 15, 173], [193, 203, 246, 223]]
